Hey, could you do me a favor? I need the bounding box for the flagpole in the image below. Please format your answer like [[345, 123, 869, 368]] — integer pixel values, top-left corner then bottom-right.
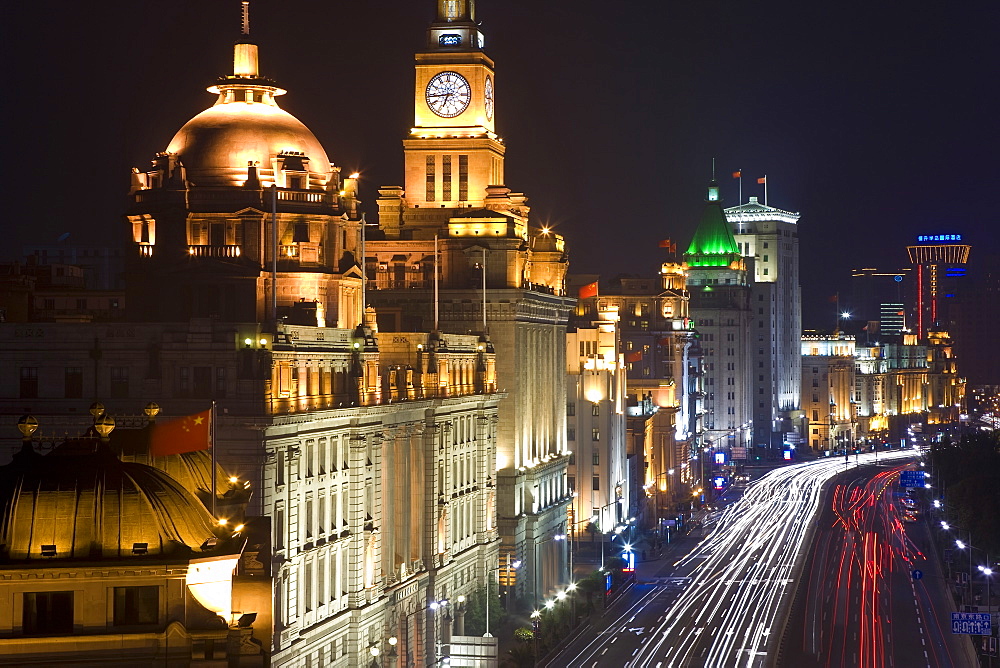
[[739, 169, 743, 205], [764, 175, 768, 207], [211, 400, 217, 518]]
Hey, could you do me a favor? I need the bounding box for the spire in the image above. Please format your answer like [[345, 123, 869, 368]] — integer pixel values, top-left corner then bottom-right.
[[233, 1, 258, 77], [685, 180, 741, 267], [428, 0, 484, 50], [207, 1, 285, 104], [437, 0, 475, 22]]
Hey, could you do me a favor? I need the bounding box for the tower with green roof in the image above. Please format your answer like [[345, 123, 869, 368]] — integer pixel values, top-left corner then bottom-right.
[[685, 181, 754, 466]]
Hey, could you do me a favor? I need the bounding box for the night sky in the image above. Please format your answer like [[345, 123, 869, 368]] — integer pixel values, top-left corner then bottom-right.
[[6, 0, 997, 328]]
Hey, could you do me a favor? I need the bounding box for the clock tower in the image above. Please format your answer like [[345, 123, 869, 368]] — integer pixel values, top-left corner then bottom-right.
[[405, 0, 503, 208]]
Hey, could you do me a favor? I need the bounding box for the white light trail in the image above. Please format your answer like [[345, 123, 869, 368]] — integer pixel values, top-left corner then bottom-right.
[[632, 449, 915, 667]]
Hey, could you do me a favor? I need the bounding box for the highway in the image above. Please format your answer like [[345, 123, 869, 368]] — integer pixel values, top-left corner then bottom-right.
[[550, 449, 919, 668], [778, 462, 977, 668]]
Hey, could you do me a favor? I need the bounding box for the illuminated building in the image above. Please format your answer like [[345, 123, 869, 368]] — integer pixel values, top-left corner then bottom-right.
[[1, 5, 504, 666], [0, 416, 252, 666], [569, 262, 700, 535], [906, 233, 970, 339], [366, 0, 573, 606], [725, 195, 804, 450], [565, 306, 629, 541], [801, 333, 856, 452], [686, 181, 754, 458], [124, 7, 364, 326]]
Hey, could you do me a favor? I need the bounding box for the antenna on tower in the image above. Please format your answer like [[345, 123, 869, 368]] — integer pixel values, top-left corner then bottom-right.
[[241, 1, 250, 36], [712, 157, 716, 181]]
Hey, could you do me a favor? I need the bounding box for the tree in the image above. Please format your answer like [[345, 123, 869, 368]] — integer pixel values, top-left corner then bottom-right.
[[461, 585, 507, 637]]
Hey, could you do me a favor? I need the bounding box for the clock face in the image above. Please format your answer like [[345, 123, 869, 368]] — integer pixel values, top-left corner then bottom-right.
[[484, 75, 494, 121], [426, 71, 471, 118]]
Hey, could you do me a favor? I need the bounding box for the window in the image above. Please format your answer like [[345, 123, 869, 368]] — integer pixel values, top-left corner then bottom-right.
[[23, 591, 73, 635], [566, 403, 575, 416], [442, 155, 452, 201], [591, 404, 600, 416], [193, 366, 212, 399], [64, 367, 83, 398], [216, 367, 227, 398], [305, 499, 314, 539], [459, 155, 469, 201], [567, 428, 575, 441], [812, 410, 819, 421], [110, 366, 129, 398], [592, 428, 600, 441], [20, 367, 38, 399], [114, 586, 158, 626], [568, 475, 575, 490], [592, 476, 600, 491], [425, 155, 435, 202], [275, 506, 285, 550], [568, 452, 576, 465], [592, 451, 600, 466], [178, 367, 190, 397]]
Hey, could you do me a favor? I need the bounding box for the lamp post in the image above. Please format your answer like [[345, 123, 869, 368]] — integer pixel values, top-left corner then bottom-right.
[[978, 562, 995, 668], [485, 560, 518, 638], [428, 598, 451, 667], [533, 531, 567, 613]]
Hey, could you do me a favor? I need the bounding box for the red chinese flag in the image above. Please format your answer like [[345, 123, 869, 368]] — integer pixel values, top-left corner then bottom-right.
[[732, 171, 741, 179], [659, 238, 673, 248], [150, 409, 212, 456], [625, 350, 643, 363], [757, 177, 767, 184], [578, 282, 598, 300]]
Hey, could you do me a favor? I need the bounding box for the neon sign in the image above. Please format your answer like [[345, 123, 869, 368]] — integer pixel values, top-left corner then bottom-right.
[[917, 234, 962, 242]]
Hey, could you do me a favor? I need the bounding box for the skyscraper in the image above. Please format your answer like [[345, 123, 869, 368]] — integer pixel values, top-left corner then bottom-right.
[[906, 233, 971, 339], [686, 181, 753, 459], [725, 195, 804, 450]]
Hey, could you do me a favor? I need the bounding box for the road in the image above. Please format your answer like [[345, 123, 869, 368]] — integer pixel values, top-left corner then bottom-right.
[[778, 462, 977, 668], [550, 449, 918, 668]]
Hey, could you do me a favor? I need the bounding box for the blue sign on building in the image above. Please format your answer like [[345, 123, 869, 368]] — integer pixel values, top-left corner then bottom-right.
[[900, 471, 926, 488], [951, 612, 991, 635]]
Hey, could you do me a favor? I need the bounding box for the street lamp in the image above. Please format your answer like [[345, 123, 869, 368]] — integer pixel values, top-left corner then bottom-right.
[[429, 598, 452, 666], [486, 559, 520, 637]]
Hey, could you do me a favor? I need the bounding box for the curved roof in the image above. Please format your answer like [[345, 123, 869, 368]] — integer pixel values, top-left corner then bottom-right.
[[166, 101, 332, 188], [0, 440, 220, 562], [685, 185, 741, 267]]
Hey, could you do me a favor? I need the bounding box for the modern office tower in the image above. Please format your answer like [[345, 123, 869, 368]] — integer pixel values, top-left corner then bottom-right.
[[686, 181, 754, 459], [906, 233, 971, 339], [725, 195, 804, 450], [800, 333, 857, 453], [850, 267, 913, 336], [368, 1, 573, 607]]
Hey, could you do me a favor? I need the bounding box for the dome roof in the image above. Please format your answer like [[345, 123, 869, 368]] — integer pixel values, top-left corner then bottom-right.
[[0, 441, 221, 562], [166, 101, 333, 188]]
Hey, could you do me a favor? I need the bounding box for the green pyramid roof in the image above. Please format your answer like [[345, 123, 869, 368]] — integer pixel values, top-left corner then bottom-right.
[[685, 182, 740, 267]]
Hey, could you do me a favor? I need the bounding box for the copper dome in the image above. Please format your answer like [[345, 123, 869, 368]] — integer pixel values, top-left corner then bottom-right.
[[0, 442, 221, 561]]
